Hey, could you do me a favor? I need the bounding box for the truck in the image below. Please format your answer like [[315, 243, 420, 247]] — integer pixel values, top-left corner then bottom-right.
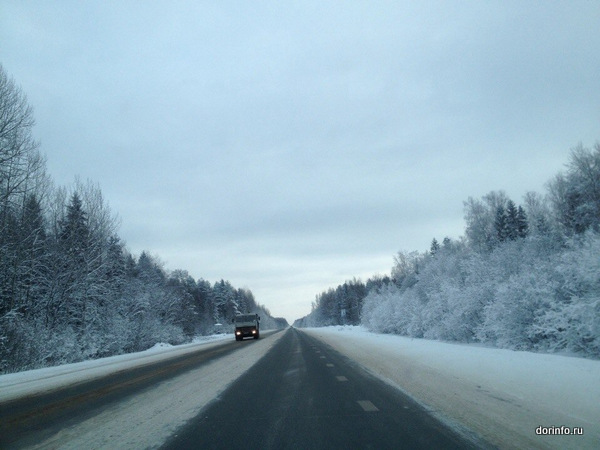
[[232, 313, 260, 341]]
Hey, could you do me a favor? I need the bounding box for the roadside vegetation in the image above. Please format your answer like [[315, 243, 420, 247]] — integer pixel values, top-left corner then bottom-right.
[[296, 144, 600, 359], [0, 65, 285, 374]]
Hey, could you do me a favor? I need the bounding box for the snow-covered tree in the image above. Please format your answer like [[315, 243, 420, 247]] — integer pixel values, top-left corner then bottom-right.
[[359, 147, 599, 358], [516, 205, 529, 238], [505, 200, 519, 240], [430, 238, 440, 256], [0, 66, 277, 373]]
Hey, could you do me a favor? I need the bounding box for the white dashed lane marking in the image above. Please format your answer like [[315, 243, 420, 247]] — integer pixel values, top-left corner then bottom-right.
[[311, 342, 377, 415], [357, 400, 379, 412]]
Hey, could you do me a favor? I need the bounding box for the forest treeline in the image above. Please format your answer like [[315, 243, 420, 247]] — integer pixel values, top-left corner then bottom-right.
[[296, 144, 600, 358], [0, 65, 286, 374]]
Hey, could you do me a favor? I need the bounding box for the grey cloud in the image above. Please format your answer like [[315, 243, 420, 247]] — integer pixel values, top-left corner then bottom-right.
[[1, 1, 598, 322]]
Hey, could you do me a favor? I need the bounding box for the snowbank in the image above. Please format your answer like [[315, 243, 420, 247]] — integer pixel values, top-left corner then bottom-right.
[[0, 333, 231, 403], [303, 326, 599, 450]]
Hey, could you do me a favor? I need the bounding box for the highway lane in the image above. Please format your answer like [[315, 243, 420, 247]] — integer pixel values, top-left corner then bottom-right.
[[162, 328, 486, 449], [0, 331, 281, 449]]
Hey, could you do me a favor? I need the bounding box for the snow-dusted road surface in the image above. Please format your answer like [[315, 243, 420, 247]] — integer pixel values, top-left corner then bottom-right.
[[2, 326, 598, 449], [0, 331, 285, 449], [303, 326, 600, 450], [162, 328, 482, 449]]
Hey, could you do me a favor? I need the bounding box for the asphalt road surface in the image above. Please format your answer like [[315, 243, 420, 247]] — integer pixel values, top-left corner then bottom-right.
[[1, 328, 488, 449], [0, 336, 248, 449], [162, 328, 483, 449]]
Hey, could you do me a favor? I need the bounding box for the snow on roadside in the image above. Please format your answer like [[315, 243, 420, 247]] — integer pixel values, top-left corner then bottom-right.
[[303, 326, 600, 450], [0, 333, 231, 403], [2, 332, 286, 449]]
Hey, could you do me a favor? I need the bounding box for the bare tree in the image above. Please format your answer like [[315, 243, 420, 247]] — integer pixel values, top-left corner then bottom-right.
[[0, 65, 44, 227], [0, 65, 46, 315]]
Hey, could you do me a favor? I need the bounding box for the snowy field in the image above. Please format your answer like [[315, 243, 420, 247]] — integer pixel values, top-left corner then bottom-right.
[[303, 326, 599, 450]]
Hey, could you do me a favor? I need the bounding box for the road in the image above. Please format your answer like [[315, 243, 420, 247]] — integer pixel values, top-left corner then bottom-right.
[[0, 336, 251, 449], [162, 328, 481, 449], [1, 328, 486, 449]]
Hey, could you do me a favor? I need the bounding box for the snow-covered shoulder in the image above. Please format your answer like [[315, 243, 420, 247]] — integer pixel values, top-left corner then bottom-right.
[[303, 326, 600, 450], [0, 333, 231, 403]]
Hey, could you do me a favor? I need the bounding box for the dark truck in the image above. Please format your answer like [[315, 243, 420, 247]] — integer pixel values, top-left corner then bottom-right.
[[232, 314, 260, 341]]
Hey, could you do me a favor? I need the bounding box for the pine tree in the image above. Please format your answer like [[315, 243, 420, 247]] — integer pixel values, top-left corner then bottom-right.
[[212, 280, 237, 323], [57, 192, 94, 332], [430, 238, 440, 256], [494, 205, 507, 242], [137, 251, 165, 284], [60, 193, 89, 264], [516, 206, 529, 238], [505, 200, 519, 240]]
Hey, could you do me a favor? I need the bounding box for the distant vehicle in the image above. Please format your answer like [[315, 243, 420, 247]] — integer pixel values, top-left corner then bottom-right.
[[232, 314, 260, 341]]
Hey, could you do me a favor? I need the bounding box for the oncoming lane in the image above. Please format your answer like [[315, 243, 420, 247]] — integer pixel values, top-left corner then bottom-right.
[[162, 328, 486, 449]]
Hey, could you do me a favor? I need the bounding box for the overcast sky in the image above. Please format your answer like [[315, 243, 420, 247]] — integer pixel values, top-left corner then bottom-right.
[[1, 1, 598, 323]]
